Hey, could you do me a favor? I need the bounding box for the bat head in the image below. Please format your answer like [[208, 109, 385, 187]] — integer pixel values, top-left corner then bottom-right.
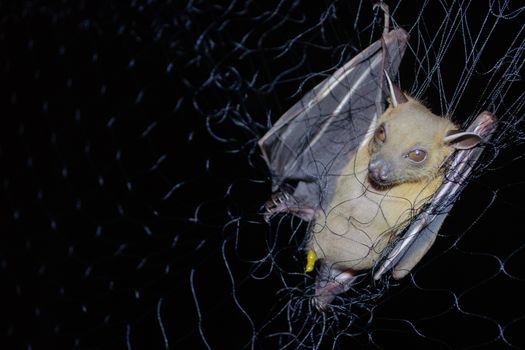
[[367, 96, 482, 189]]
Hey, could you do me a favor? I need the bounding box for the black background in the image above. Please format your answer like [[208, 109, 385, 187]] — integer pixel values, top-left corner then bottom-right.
[[1, 0, 524, 349]]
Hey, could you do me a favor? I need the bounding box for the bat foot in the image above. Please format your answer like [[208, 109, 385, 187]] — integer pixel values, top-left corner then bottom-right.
[[311, 266, 355, 312], [263, 191, 290, 221], [263, 192, 315, 222]]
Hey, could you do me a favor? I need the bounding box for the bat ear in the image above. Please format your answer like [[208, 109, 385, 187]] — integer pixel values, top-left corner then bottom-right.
[[443, 130, 482, 150], [384, 70, 408, 108]]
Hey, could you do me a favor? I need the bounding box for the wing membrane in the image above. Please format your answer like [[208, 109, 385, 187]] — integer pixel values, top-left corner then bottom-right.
[[259, 28, 409, 212]]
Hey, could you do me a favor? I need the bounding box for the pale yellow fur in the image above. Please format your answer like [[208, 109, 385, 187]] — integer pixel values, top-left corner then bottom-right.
[[309, 98, 457, 271]]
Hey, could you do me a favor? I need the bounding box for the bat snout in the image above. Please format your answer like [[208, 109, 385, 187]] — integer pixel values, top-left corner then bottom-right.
[[368, 158, 391, 185]]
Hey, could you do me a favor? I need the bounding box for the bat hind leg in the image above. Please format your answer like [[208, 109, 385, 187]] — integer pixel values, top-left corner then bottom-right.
[[311, 265, 356, 312]]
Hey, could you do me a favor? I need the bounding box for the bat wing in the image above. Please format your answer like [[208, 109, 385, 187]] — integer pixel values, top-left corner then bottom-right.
[[259, 28, 409, 219], [373, 112, 497, 280]]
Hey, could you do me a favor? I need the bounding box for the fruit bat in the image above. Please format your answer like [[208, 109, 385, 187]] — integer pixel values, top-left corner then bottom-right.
[[258, 4, 497, 311]]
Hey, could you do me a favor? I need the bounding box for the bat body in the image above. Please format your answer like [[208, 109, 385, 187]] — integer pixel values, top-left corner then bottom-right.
[[258, 4, 497, 311], [311, 98, 454, 272], [309, 97, 488, 309]]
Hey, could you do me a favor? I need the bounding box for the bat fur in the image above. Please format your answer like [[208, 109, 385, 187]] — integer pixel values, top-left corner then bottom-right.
[[309, 95, 482, 310]]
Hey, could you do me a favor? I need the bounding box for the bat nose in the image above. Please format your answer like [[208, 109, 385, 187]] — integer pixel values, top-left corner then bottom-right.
[[368, 159, 390, 183]]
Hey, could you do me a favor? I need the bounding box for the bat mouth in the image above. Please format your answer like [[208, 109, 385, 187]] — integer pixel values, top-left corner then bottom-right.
[[367, 172, 395, 191]]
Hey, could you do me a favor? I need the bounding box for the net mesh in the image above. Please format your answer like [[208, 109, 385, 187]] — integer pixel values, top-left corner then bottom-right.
[[1, 0, 524, 349]]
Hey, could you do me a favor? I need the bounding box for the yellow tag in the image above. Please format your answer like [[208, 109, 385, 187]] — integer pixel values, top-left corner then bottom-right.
[[305, 250, 316, 273]]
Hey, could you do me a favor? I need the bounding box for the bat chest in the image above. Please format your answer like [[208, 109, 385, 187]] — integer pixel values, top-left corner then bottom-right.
[[309, 150, 440, 271]]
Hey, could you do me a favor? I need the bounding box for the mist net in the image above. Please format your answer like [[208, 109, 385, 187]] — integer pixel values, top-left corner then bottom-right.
[[1, 0, 525, 349]]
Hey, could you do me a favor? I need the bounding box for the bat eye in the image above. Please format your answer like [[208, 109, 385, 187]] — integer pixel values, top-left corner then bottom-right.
[[407, 149, 427, 163], [375, 125, 386, 143]]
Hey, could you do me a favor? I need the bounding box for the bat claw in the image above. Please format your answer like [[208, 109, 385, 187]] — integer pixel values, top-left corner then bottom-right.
[[310, 296, 329, 313], [373, 1, 390, 35], [263, 191, 291, 222], [262, 191, 316, 222]]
